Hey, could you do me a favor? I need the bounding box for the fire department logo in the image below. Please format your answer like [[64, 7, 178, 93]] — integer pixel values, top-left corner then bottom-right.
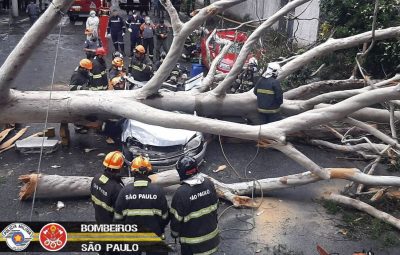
[[1, 223, 34, 251], [39, 223, 67, 251]]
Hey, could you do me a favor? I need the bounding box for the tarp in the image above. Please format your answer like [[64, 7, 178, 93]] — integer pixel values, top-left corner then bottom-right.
[[122, 119, 197, 146]]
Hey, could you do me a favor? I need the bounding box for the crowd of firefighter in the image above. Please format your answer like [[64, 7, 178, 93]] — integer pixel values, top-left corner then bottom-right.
[[67, 5, 286, 255]]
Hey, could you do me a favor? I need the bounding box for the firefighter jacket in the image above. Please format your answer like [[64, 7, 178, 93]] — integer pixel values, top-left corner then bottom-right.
[[129, 56, 153, 82], [90, 170, 125, 224], [69, 67, 91, 91], [126, 16, 144, 39], [155, 24, 168, 40], [107, 15, 126, 34], [90, 56, 108, 90], [253, 76, 283, 114], [170, 176, 220, 255], [114, 176, 169, 236], [109, 67, 126, 81]]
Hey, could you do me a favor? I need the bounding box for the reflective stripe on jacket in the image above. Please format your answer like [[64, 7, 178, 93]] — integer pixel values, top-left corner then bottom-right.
[[253, 76, 283, 114], [90, 171, 124, 224], [170, 178, 220, 255], [114, 176, 170, 236]]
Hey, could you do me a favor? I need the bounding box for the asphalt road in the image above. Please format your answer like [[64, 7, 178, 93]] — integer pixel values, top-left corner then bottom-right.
[[0, 10, 399, 255]]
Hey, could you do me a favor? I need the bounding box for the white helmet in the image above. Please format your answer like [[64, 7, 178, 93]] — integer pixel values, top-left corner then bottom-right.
[[248, 57, 258, 67], [90, 10, 96, 17], [263, 62, 281, 78]]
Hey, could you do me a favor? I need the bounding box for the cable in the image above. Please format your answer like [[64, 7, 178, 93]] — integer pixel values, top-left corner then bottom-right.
[[29, 16, 64, 221], [217, 125, 264, 234]]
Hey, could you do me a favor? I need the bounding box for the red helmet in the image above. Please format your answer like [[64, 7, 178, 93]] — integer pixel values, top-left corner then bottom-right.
[[95, 47, 107, 56]]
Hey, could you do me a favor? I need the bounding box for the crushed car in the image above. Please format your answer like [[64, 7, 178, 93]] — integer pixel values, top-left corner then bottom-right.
[[119, 74, 207, 170]]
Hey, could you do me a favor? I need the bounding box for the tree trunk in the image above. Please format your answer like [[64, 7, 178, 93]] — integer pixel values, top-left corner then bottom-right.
[[19, 168, 400, 207]]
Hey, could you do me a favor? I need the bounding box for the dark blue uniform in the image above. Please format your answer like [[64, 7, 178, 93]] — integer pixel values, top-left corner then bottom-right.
[[170, 178, 220, 255], [107, 15, 126, 53], [126, 15, 144, 56], [253, 76, 283, 123]]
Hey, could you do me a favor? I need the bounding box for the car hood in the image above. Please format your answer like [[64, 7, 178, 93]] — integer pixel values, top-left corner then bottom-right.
[[122, 119, 198, 146]]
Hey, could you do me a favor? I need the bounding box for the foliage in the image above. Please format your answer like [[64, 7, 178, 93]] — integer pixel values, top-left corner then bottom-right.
[[319, 0, 400, 78], [320, 198, 400, 247]]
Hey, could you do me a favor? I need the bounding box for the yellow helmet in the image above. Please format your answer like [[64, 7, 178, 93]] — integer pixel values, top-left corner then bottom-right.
[[112, 57, 124, 67], [130, 155, 152, 174], [103, 151, 124, 170]]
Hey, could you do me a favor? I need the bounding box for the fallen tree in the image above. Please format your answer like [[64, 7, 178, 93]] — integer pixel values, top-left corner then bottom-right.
[[18, 168, 400, 207]]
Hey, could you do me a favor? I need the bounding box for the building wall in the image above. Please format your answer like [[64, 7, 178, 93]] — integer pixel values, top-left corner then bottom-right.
[[207, 0, 320, 46]]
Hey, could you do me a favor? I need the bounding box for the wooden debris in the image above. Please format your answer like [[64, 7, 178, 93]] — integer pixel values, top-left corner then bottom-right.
[[213, 165, 227, 173], [0, 127, 28, 150], [0, 128, 14, 144]]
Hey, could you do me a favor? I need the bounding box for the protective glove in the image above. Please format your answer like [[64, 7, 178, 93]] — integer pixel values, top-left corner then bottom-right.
[[106, 33, 111, 38], [122, 32, 125, 36], [128, 28, 132, 33]]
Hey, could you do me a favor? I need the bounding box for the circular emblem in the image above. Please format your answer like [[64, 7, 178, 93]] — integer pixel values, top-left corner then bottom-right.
[[1, 223, 34, 251], [39, 223, 67, 251]]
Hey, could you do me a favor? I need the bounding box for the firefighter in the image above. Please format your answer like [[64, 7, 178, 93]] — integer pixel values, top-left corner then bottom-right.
[[170, 156, 220, 255], [253, 62, 283, 124], [231, 57, 260, 93], [110, 76, 126, 90], [129, 45, 153, 82], [154, 19, 169, 61], [69, 59, 93, 91], [89, 47, 108, 91], [140, 16, 155, 59], [126, 11, 144, 57], [84, 29, 102, 59], [91, 151, 125, 224], [107, 9, 126, 54], [114, 156, 169, 255], [109, 57, 126, 82]]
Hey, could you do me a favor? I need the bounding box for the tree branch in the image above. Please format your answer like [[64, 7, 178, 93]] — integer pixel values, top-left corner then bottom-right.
[[279, 26, 400, 80], [212, 0, 312, 96], [325, 193, 400, 231], [136, 0, 246, 99], [0, 0, 75, 103]]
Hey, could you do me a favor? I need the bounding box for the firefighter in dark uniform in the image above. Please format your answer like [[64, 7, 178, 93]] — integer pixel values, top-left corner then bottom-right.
[[231, 57, 260, 93], [126, 12, 144, 57], [114, 156, 169, 255], [129, 45, 153, 82], [253, 62, 283, 124], [170, 156, 220, 255], [90, 151, 125, 224], [69, 59, 93, 91], [109, 57, 126, 86], [89, 47, 108, 91], [107, 9, 126, 54]]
